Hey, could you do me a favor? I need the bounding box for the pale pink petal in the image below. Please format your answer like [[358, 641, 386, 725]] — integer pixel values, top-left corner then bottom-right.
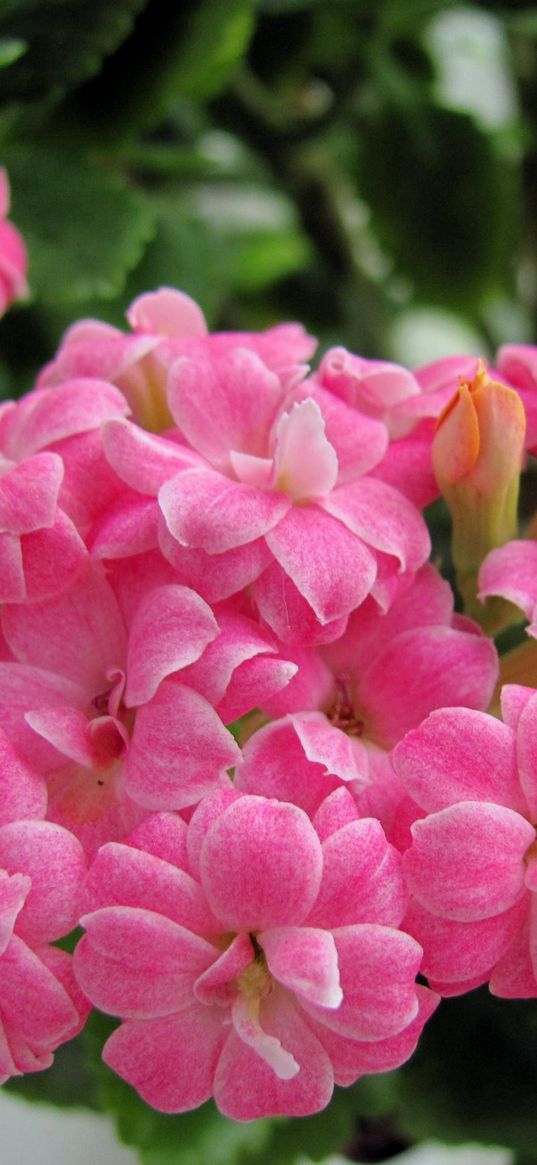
[[322, 477, 430, 572], [231, 993, 299, 1080], [175, 607, 281, 708], [168, 349, 282, 468], [216, 653, 297, 724], [103, 1006, 224, 1112], [265, 504, 377, 625], [127, 288, 208, 337], [261, 646, 334, 719], [479, 540, 537, 621], [272, 399, 338, 500], [0, 820, 86, 943], [260, 927, 342, 1008], [125, 585, 219, 706], [160, 468, 290, 553], [214, 990, 334, 1119], [307, 819, 406, 929], [186, 788, 243, 879], [124, 680, 239, 810], [229, 451, 274, 488], [370, 429, 439, 508], [200, 796, 323, 930], [393, 708, 524, 814], [404, 803, 535, 920], [516, 692, 537, 820], [25, 706, 102, 767]]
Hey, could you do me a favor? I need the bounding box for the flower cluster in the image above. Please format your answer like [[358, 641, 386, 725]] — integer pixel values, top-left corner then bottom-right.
[[4, 282, 537, 1120]]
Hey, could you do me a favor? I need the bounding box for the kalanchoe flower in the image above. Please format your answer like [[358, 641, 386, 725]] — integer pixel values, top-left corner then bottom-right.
[[432, 360, 526, 630], [74, 794, 437, 1119], [393, 685, 537, 997], [0, 819, 88, 1081], [0, 168, 28, 316]]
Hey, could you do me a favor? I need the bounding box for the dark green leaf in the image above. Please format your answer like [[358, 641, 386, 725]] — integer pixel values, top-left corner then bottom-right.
[[0, 0, 147, 103], [356, 105, 516, 309], [3, 145, 155, 303]]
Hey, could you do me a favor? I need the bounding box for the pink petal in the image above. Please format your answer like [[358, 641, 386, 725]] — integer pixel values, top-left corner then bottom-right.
[[305, 924, 422, 1042], [404, 803, 535, 921], [404, 895, 528, 988], [90, 494, 159, 559], [103, 418, 198, 494], [125, 585, 219, 706], [260, 926, 342, 1008], [311, 787, 361, 841], [82, 840, 217, 936], [1, 379, 129, 459], [272, 399, 338, 500], [295, 377, 388, 480], [200, 796, 323, 930], [127, 288, 208, 337], [253, 560, 349, 646], [307, 818, 406, 929], [479, 540, 537, 622], [489, 900, 537, 997], [361, 626, 498, 750], [231, 993, 299, 1080], [124, 680, 239, 810], [0, 532, 24, 601], [0, 453, 63, 534], [214, 990, 334, 1119], [20, 511, 88, 602], [516, 692, 537, 820], [0, 820, 86, 943], [160, 468, 290, 553], [159, 521, 272, 603], [194, 933, 254, 1005], [0, 871, 30, 955], [265, 504, 377, 625], [168, 349, 282, 468], [322, 477, 430, 572], [103, 1006, 224, 1112], [0, 730, 46, 824], [0, 936, 79, 1047], [235, 718, 343, 817], [290, 712, 370, 786], [393, 708, 524, 814]]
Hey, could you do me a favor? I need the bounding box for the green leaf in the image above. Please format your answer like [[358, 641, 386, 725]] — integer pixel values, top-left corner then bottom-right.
[[0, 0, 148, 103], [397, 988, 537, 1163], [230, 228, 311, 292], [356, 104, 516, 309], [3, 145, 155, 304], [122, 199, 227, 326], [61, 0, 255, 143], [0, 37, 26, 69]]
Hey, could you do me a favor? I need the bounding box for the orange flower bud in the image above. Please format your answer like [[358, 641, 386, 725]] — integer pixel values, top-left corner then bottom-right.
[[433, 361, 526, 628]]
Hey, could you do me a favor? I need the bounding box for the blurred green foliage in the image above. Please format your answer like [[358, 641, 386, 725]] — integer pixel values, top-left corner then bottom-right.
[[1, 0, 537, 393]]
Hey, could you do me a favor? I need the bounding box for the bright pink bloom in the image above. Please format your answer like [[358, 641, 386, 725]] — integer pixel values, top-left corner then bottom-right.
[[496, 343, 537, 453], [154, 348, 430, 643], [0, 169, 28, 317], [393, 686, 537, 996], [74, 794, 437, 1119], [0, 819, 88, 1081]]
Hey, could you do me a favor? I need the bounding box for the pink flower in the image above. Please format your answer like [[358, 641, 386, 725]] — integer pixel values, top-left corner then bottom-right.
[[154, 347, 430, 643], [393, 685, 537, 996], [479, 539, 537, 636], [0, 819, 88, 1081], [74, 794, 437, 1119], [0, 169, 28, 317]]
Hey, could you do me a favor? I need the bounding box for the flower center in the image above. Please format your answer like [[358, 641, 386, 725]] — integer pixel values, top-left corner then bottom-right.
[[236, 934, 272, 1001], [327, 679, 365, 737]]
